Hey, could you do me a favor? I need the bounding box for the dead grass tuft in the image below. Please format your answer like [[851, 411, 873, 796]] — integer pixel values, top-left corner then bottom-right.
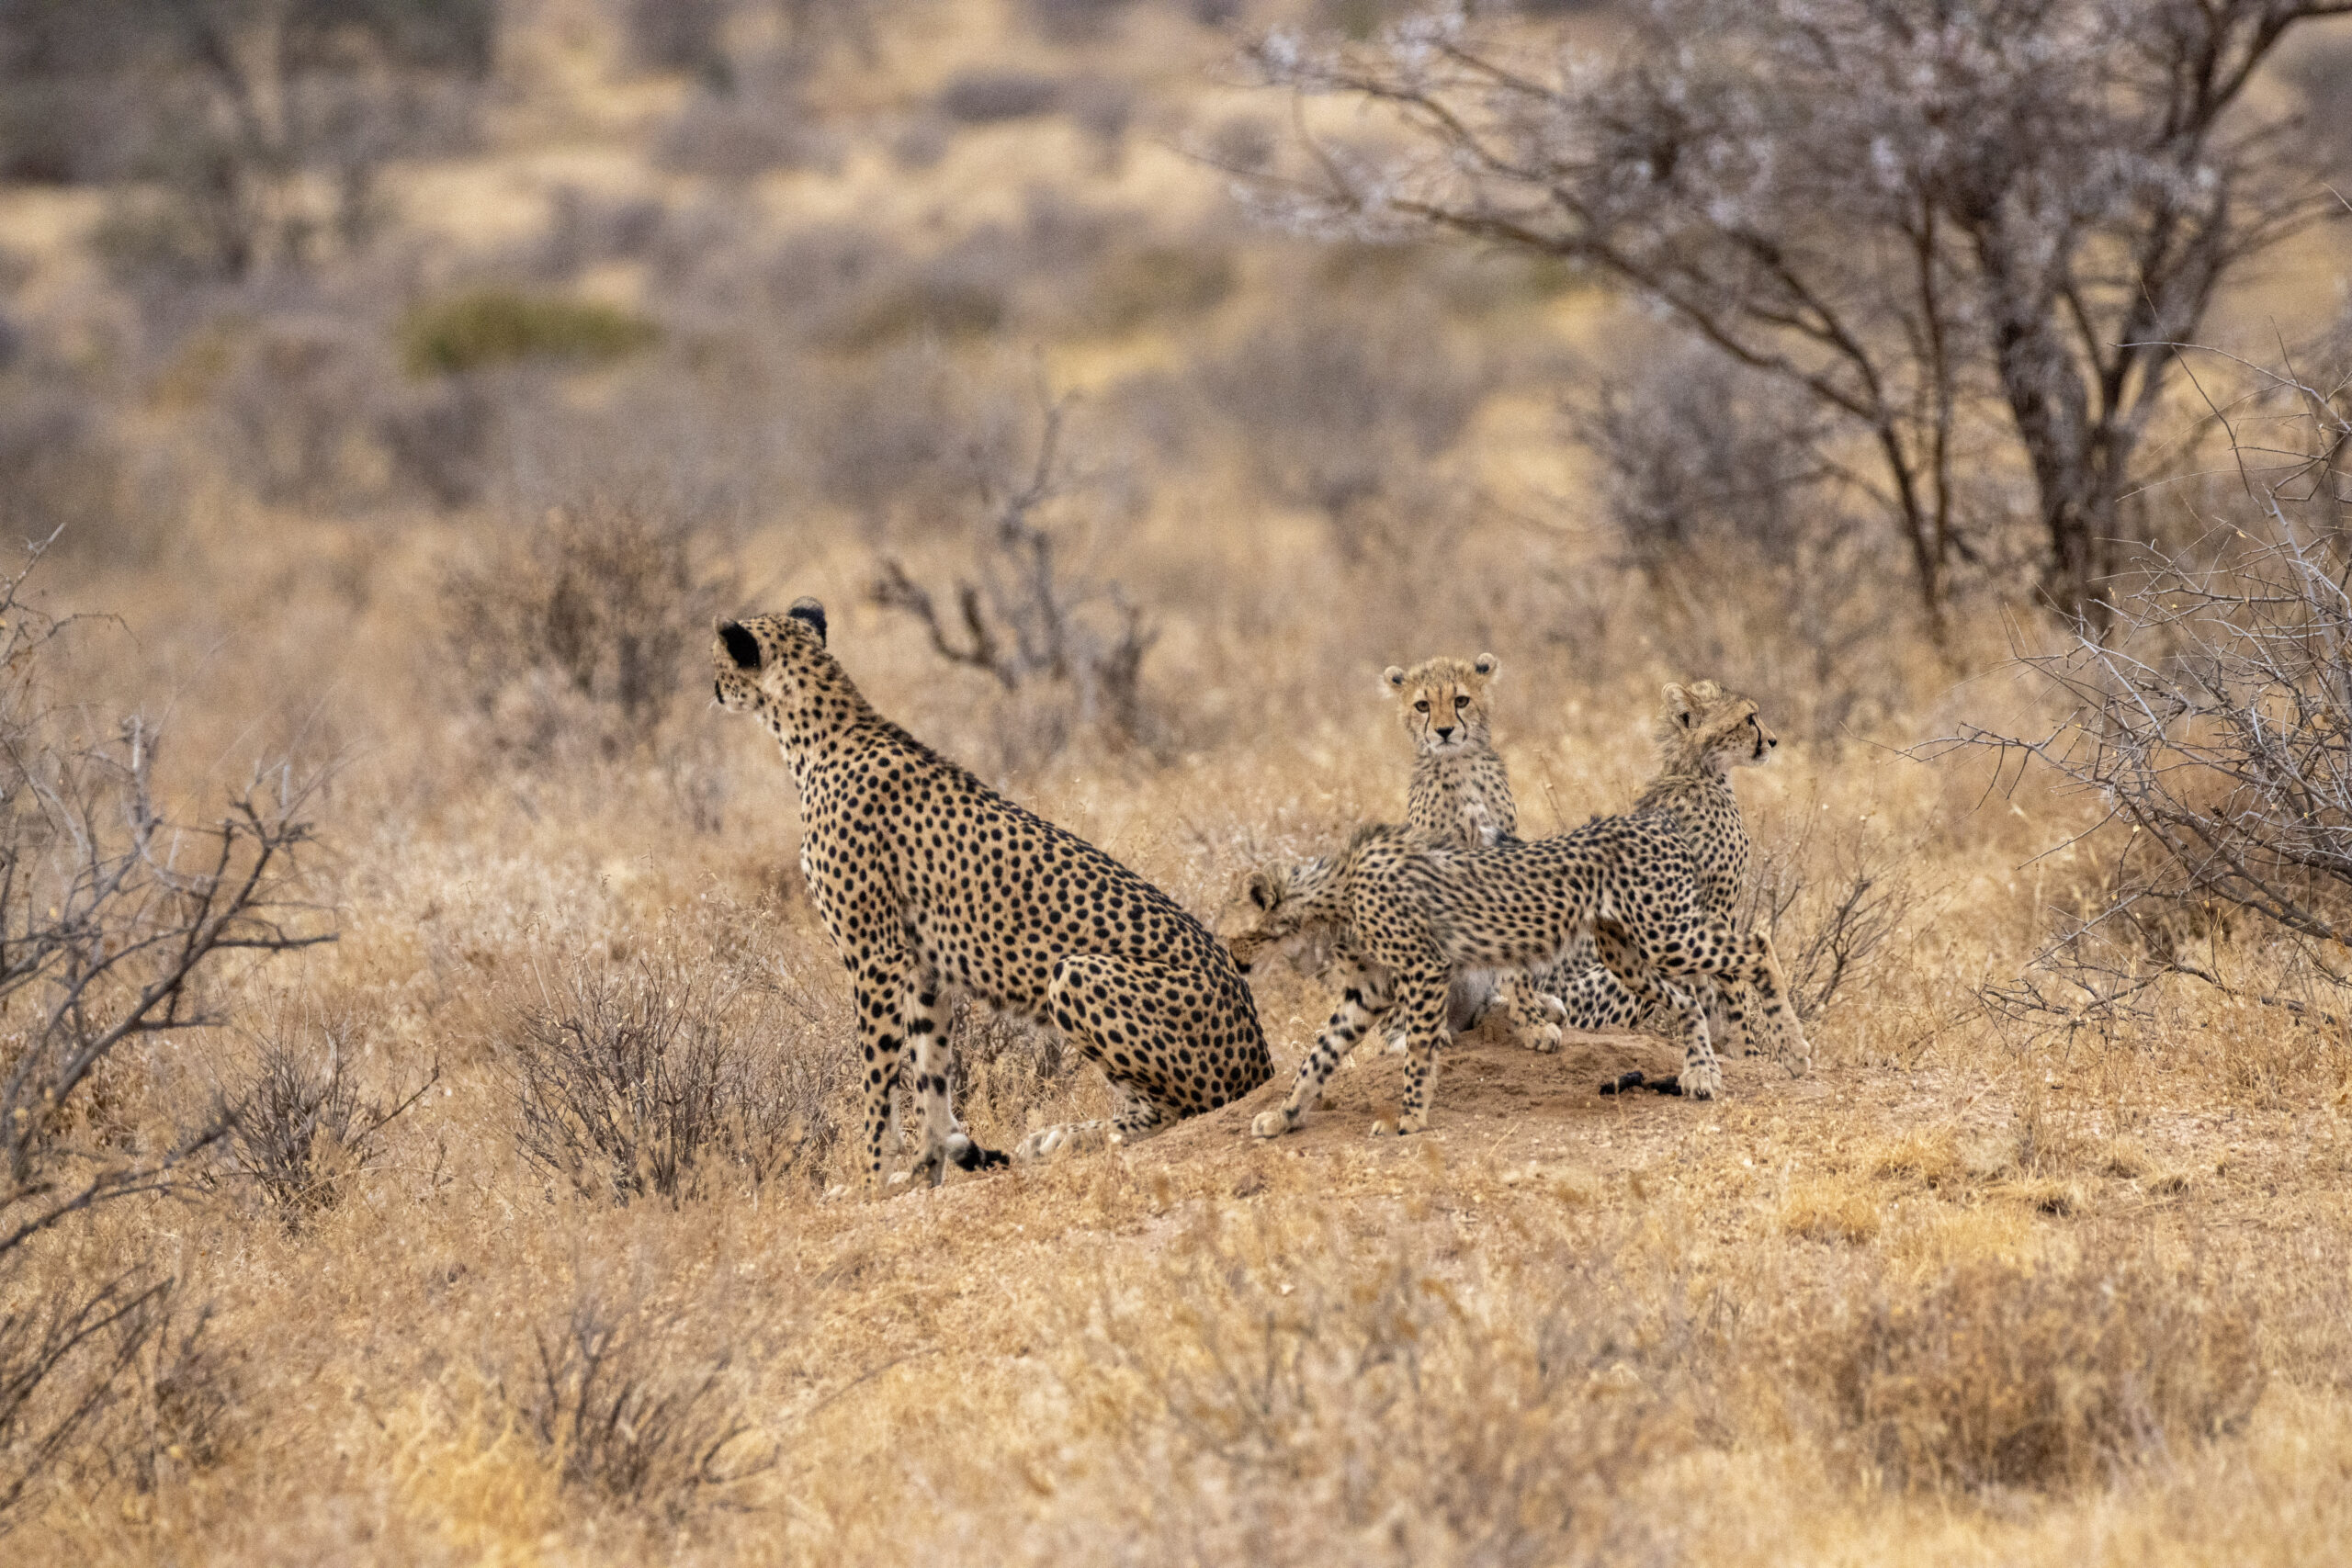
[[1816, 1243, 2263, 1492]]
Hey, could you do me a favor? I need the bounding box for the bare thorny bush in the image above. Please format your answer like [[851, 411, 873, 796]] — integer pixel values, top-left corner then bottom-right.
[[1575, 344, 1924, 745], [223, 1017, 437, 1233], [503, 1287, 773, 1521], [0, 536, 331, 1522], [870, 388, 1160, 764], [442, 500, 739, 811], [501, 950, 847, 1204], [1949, 344, 2352, 1063], [1738, 807, 1919, 1028]]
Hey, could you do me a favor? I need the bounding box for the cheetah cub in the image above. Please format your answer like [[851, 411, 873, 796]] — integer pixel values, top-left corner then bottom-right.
[[1544, 680, 1809, 1076], [1385, 654, 1569, 1053]]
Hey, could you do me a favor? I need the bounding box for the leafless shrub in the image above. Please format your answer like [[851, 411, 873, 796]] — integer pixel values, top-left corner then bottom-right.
[[1812, 1241, 2262, 1491], [1065, 76, 1136, 172], [870, 391, 1160, 753], [0, 537, 330, 1524], [1740, 811, 1920, 1024], [621, 0, 733, 76], [1245, 0, 2352, 624], [531, 186, 670, 280], [441, 501, 736, 765], [0, 379, 125, 563], [506, 1290, 773, 1519], [210, 320, 388, 507], [378, 371, 501, 509], [1946, 344, 2352, 1048], [1026, 0, 1137, 44], [77, 3, 486, 285], [110, 1293, 238, 1497], [224, 1022, 437, 1233], [656, 56, 842, 180], [502, 953, 838, 1204]]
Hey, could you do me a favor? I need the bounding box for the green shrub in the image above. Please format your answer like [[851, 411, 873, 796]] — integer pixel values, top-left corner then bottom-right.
[[399, 289, 658, 376]]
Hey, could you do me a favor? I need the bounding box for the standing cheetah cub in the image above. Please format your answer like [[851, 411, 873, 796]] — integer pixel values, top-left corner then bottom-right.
[[713, 601, 1271, 1190]]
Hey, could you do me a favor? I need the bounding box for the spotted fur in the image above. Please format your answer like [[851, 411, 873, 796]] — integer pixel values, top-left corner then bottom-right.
[[713, 601, 1271, 1187], [1228, 810, 1809, 1136], [1539, 681, 1803, 1073]]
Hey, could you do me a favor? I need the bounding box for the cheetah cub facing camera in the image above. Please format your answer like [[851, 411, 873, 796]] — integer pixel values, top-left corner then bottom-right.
[[712, 600, 1272, 1190]]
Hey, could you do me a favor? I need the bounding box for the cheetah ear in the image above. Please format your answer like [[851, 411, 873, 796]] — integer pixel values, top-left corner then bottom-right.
[[786, 597, 828, 646], [718, 620, 762, 671], [1246, 869, 1278, 910], [1663, 682, 1695, 728], [1473, 652, 1498, 681], [1383, 666, 1408, 696]]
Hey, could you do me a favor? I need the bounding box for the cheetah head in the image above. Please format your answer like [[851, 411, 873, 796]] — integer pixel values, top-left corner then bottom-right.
[[1383, 653, 1499, 757], [1658, 680, 1778, 774], [712, 598, 840, 734], [1222, 860, 1326, 976]]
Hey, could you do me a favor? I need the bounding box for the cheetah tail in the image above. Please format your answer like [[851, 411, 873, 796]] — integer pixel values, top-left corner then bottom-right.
[[952, 1137, 1011, 1171]]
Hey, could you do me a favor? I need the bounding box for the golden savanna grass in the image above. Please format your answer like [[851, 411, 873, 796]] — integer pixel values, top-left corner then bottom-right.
[[5, 3, 2352, 1564]]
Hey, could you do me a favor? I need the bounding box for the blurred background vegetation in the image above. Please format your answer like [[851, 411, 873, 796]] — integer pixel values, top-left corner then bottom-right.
[[3, 4, 2352, 1558]]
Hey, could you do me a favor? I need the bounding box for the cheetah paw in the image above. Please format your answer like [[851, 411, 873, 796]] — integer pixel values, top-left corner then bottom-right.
[[1013, 1125, 1069, 1162], [1678, 1063, 1724, 1100], [1369, 1118, 1394, 1137], [1250, 1110, 1295, 1140], [1528, 1022, 1564, 1055]]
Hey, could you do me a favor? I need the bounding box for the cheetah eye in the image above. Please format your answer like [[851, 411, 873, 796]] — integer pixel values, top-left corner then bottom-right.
[[1454, 694, 1469, 709], [1413, 700, 1429, 713]]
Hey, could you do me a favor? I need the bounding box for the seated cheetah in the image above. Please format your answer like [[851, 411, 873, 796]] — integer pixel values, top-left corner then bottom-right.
[[1386, 653, 1569, 1051], [1540, 682, 1805, 1076], [1228, 808, 1810, 1137], [712, 601, 1272, 1187]]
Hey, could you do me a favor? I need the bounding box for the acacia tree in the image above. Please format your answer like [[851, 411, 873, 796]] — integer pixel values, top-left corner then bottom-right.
[[1244, 0, 2352, 625]]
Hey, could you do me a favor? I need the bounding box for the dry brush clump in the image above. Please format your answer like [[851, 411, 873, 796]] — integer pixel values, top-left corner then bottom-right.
[[1807, 1238, 2265, 1493], [222, 1019, 437, 1233], [499, 949, 847, 1204], [442, 500, 739, 778], [0, 539, 330, 1525], [1057, 1206, 1718, 1565], [501, 1287, 774, 1523], [1952, 351, 2352, 1076]]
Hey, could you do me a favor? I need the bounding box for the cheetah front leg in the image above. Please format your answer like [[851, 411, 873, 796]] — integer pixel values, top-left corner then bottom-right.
[[850, 959, 912, 1190], [1730, 928, 1812, 1075], [1251, 968, 1397, 1139], [1373, 963, 1456, 1135], [1492, 972, 1566, 1053], [898, 968, 1009, 1188], [1593, 924, 1723, 1100]]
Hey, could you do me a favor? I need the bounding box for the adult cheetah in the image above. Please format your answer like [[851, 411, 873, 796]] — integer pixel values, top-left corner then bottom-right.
[[712, 600, 1271, 1187], [1228, 802, 1810, 1138]]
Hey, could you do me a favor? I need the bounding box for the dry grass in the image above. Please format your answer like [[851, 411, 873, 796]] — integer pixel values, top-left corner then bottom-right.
[[3, 2, 2351, 1564]]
